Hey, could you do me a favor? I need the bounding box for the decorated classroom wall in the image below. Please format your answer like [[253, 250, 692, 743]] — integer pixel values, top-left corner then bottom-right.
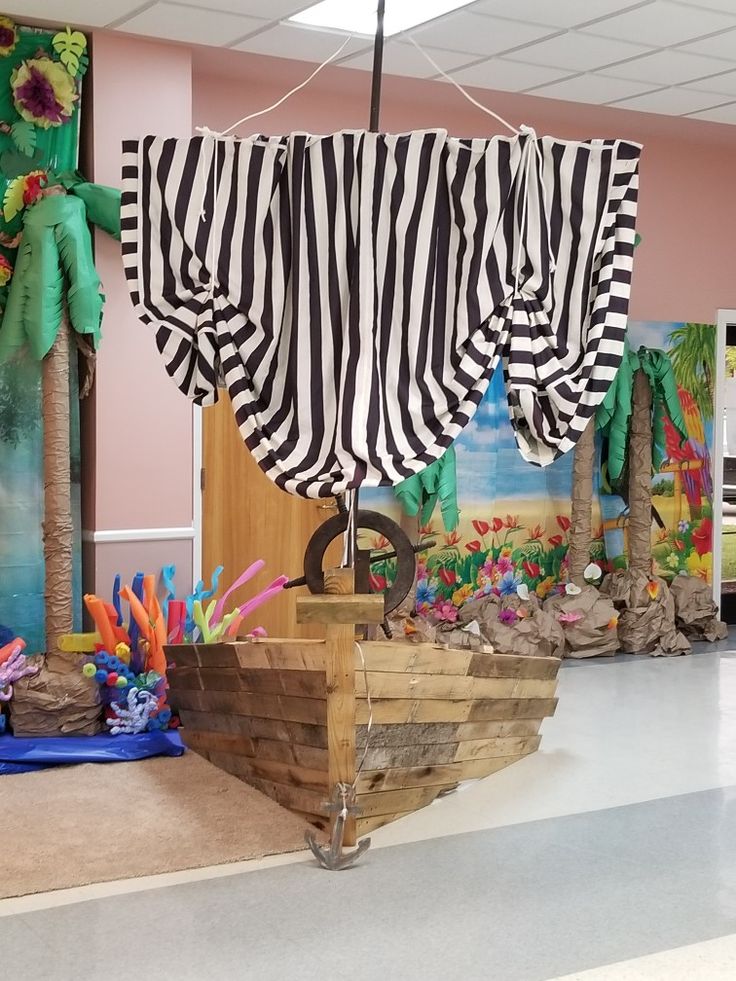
[[362, 320, 716, 618]]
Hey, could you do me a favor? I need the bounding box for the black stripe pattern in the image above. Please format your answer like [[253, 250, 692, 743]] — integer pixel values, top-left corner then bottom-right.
[[120, 129, 641, 497]]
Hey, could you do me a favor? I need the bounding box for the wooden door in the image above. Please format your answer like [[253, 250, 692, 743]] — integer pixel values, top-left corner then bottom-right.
[[202, 394, 338, 639]]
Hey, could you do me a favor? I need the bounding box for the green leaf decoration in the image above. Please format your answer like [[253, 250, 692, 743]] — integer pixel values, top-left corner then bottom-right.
[[77, 51, 90, 78], [10, 121, 36, 157], [3, 176, 26, 222], [51, 27, 88, 77], [0, 147, 44, 180]]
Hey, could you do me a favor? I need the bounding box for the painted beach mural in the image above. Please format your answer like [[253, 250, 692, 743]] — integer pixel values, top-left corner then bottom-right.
[[362, 320, 716, 615]]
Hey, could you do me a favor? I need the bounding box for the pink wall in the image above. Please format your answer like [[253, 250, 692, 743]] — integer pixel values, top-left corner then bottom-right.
[[192, 47, 736, 325], [83, 32, 195, 597]]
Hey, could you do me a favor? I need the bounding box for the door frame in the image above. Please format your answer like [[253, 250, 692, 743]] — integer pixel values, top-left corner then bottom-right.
[[192, 404, 203, 588], [713, 309, 733, 610]]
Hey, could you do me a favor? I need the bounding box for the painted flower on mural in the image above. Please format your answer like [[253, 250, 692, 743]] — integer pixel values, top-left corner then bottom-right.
[[0, 254, 12, 287], [498, 608, 519, 626], [504, 514, 520, 529], [686, 551, 711, 581], [416, 561, 428, 581], [11, 57, 78, 128], [495, 556, 513, 576], [548, 535, 563, 548], [522, 560, 541, 579], [536, 576, 556, 599], [498, 570, 522, 596], [444, 531, 461, 547], [556, 515, 571, 533], [434, 600, 458, 623], [527, 524, 544, 541], [472, 519, 490, 538], [452, 584, 473, 607], [691, 518, 712, 557], [368, 573, 387, 592], [667, 553, 680, 569], [416, 580, 437, 607], [466, 540, 481, 553], [678, 520, 690, 534], [491, 517, 504, 533], [439, 568, 457, 587], [0, 16, 17, 57], [372, 535, 390, 550]]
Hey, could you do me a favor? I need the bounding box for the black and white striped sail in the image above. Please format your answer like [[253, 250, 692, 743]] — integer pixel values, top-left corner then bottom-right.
[[121, 129, 640, 498]]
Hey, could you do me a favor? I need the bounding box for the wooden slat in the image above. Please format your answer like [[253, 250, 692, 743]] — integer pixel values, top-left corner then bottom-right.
[[183, 729, 329, 769], [467, 651, 561, 680], [360, 734, 540, 770], [292, 808, 330, 833], [233, 640, 327, 672], [236, 668, 327, 698], [357, 755, 521, 792], [297, 593, 385, 625], [173, 689, 327, 725], [452, 735, 540, 761], [355, 672, 557, 700], [240, 773, 327, 816], [453, 719, 542, 740], [177, 709, 327, 746], [355, 719, 541, 750], [355, 811, 414, 836], [355, 786, 444, 818], [207, 750, 329, 794], [170, 666, 203, 690], [357, 696, 558, 725], [357, 645, 473, 676]]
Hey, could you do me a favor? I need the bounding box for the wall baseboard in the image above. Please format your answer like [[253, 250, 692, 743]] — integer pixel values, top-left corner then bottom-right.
[[82, 527, 196, 545]]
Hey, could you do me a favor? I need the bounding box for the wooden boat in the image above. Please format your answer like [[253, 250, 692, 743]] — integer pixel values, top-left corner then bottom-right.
[[167, 579, 561, 843]]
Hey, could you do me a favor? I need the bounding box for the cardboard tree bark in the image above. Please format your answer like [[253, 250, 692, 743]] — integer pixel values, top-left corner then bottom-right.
[[628, 368, 653, 575], [42, 314, 73, 659], [568, 419, 595, 585]]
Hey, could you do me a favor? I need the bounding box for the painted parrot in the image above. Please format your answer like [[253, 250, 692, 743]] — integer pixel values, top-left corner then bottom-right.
[[662, 385, 712, 517]]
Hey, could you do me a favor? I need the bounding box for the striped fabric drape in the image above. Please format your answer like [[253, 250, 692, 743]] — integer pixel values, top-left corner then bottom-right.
[[121, 129, 640, 498]]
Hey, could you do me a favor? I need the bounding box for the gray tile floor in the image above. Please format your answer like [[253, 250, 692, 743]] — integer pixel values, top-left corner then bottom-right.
[[6, 786, 736, 981]]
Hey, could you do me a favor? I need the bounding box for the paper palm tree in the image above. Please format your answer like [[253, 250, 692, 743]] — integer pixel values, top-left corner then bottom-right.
[[0, 175, 120, 654]]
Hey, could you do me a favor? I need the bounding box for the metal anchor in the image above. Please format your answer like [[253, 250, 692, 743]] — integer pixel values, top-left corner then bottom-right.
[[305, 783, 371, 870]]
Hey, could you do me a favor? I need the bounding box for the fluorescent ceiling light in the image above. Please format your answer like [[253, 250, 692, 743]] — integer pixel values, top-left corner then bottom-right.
[[289, 0, 477, 38]]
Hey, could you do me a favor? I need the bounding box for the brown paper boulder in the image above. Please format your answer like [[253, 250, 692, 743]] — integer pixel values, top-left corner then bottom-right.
[[448, 594, 563, 658], [600, 570, 690, 656], [669, 575, 728, 643], [543, 586, 620, 659], [10, 652, 102, 736]]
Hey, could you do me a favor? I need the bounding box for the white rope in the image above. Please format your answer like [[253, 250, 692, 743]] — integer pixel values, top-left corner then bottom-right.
[[354, 640, 373, 780], [196, 33, 355, 140], [407, 37, 521, 136]]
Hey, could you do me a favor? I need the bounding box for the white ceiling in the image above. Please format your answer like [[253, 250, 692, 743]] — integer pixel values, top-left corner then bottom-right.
[[12, 0, 736, 123]]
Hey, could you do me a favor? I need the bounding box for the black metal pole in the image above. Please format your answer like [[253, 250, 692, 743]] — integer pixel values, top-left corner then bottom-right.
[[369, 0, 386, 133]]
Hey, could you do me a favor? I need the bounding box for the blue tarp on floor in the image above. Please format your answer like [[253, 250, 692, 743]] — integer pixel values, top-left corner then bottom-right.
[[0, 730, 185, 775]]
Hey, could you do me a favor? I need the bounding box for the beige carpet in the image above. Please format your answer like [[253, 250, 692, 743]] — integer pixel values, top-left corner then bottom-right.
[[0, 752, 312, 899]]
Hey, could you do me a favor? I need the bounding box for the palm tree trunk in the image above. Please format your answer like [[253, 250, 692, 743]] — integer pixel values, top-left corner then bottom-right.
[[628, 368, 653, 576], [568, 419, 595, 585], [42, 315, 73, 655]]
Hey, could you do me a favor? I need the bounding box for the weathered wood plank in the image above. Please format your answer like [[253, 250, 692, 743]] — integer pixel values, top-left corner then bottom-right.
[[183, 729, 329, 770], [206, 750, 329, 794], [196, 667, 242, 691], [356, 696, 558, 725], [355, 672, 557, 701], [177, 709, 327, 746], [357, 645, 473, 676], [297, 593, 384, 625], [467, 651, 561, 680], [233, 640, 327, 672], [357, 755, 521, 792], [359, 734, 540, 770], [355, 719, 541, 749], [452, 735, 541, 761], [236, 773, 327, 816], [235, 668, 327, 699], [355, 811, 414, 836], [173, 689, 327, 725], [169, 666, 203, 690], [355, 786, 445, 818]]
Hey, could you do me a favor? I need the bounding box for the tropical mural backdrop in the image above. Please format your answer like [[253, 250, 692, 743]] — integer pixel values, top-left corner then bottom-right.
[[362, 321, 716, 619]]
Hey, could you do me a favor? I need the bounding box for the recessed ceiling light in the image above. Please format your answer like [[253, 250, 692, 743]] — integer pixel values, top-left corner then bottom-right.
[[289, 0, 477, 38]]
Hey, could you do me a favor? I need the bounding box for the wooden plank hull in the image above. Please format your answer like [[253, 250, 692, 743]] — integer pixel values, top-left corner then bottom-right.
[[167, 640, 560, 839]]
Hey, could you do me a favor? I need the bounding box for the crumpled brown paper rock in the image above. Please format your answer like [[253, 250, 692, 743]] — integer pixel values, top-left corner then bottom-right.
[[601, 570, 690, 656], [10, 653, 102, 736], [543, 586, 620, 658], [669, 575, 728, 643], [441, 594, 564, 658]]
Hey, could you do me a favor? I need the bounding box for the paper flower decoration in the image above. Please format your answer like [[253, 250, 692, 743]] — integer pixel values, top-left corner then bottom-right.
[[0, 254, 12, 287], [565, 583, 582, 596], [584, 562, 602, 582], [646, 580, 660, 601], [0, 16, 17, 57], [3, 170, 48, 221], [11, 57, 78, 128], [498, 608, 519, 626], [558, 611, 583, 624], [607, 615, 619, 630], [516, 583, 530, 601]]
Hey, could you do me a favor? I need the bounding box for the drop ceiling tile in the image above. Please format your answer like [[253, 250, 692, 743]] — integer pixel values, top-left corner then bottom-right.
[[581, 0, 736, 46], [688, 69, 736, 96], [470, 0, 645, 29], [4, 0, 144, 27], [599, 49, 735, 85], [184, 0, 310, 15], [610, 86, 729, 114], [408, 11, 556, 57], [340, 41, 473, 78], [527, 73, 657, 105], [448, 58, 573, 92], [235, 23, 366, 61], [675, 0, 736, 11], [681, 27, 736, 60], [116, 2, 266, 45], [687, 101, 736, 123], [510, 32, 653, 73]]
